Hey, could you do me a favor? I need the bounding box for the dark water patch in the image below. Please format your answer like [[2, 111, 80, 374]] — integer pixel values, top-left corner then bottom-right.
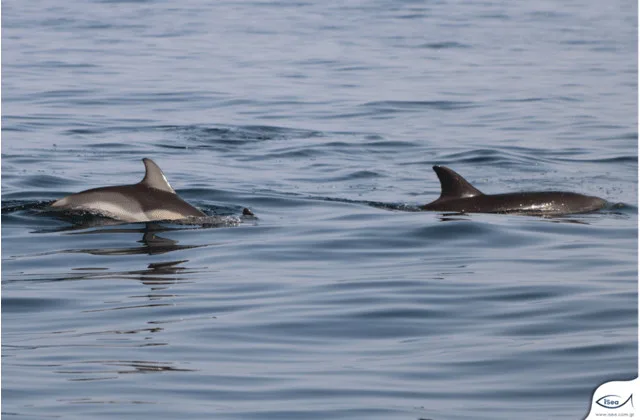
[[1, 125, 30, 132], [363, 140, 418, 150], [334, 65, 373, 72], [97, 0, 156, 3], [33, 92, 218, 107], [362, 100, 478, 113], [302, 170, 383, 183], [499, 97, 546, 103], [57, 122, 159, 136], [553, 155, 637, 164], [34, 60, 98, 69], [252, 316, 427, 340], [2, 296, 73, 314], [245, 147, 329, 160], [304, 196, 423, 212], [417, 146, 636, 173], [570, 306, 638, 326], [2, 115, 78, 132], [430, 148, 550, 167], [526, 10, 571, 20], [239, 125, 324, 139], [479, 285, 570, 304], [17, 174, 82, 189], [499, 145, 595, 158], [39, 88, 97, 99], [162, 124, 324, 150], [293, 58, 341, 67], [396, 13, 428, 20], [156, 143, 189, 150], [348, 306, 449, 320], [410, 219, 493, 241], [563, 39, 611, 47], [606, 132, 638, 141], [479, 13, 510, 20], [416, 41, 471, 49], [64, 128, 110, 136], [83, 142, 147, 151]]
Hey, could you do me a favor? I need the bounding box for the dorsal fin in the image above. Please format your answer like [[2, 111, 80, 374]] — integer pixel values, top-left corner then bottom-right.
[[432, 166, 483, 199], [139, 158, 175, 193]]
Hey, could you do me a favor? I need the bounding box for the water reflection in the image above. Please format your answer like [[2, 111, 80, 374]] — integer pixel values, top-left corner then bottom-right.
[[54, 259, 199, 287], [24, 222, 213, 258], [435, 212, 599, 224], [56, 359, 196, 383], [66, 225, 206, 256], [63, 360, 195, 378]]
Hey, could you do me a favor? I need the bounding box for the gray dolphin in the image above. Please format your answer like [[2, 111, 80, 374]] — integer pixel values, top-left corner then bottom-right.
[[422, 166, 607, 215], [50, 158, 206, 222]]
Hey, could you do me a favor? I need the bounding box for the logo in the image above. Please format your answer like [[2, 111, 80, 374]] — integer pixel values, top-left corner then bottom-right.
[[595, 394, 634, 410], [585, 378, 638, 419]]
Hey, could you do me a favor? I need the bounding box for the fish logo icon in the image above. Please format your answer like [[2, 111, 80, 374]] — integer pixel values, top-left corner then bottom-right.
[[595, 394, 633, 409], [585, 378, 638, 419]]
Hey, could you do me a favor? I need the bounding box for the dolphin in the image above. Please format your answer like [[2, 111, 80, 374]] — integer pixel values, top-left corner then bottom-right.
[[50, 158, 207, 222], [421, 166, 607, 215]]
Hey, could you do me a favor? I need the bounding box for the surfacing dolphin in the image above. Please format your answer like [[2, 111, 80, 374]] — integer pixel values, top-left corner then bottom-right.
[[421, 166, 606, 215], [51, 158, 207, 222]]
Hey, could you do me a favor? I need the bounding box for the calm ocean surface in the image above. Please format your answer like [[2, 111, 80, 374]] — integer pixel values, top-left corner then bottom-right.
[[2, 1, 637, 419]]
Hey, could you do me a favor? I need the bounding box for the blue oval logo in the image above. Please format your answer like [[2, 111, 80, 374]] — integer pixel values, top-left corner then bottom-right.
[[596, 394, 633, 409]]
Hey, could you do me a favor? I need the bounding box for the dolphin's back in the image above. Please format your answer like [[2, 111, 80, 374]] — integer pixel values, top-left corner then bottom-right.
[[422, 166, 607, 215], [50, 159, 207, 222], [423, 191, 606, 215]]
